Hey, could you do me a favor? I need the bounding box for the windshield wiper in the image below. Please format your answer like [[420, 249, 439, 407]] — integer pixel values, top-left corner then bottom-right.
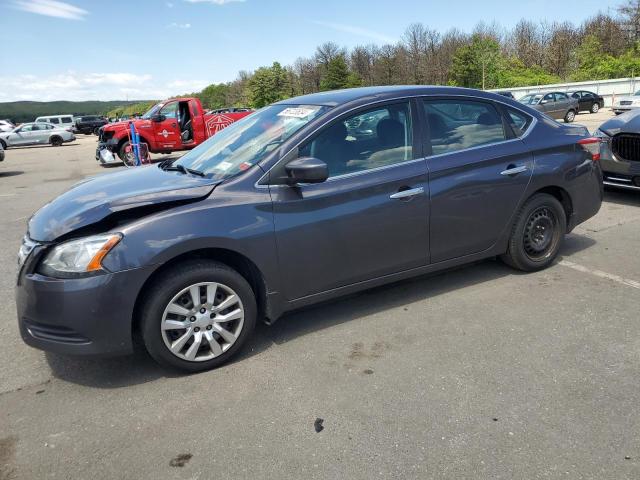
[[160, 162, 205, 177]]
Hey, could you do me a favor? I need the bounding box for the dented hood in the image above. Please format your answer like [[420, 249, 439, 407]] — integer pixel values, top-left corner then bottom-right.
[[29, 165, 219, 242]]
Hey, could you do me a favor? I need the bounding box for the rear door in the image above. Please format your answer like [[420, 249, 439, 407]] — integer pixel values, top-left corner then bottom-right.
[[422, 97, 533, 263], [270, 99, 430, 300]]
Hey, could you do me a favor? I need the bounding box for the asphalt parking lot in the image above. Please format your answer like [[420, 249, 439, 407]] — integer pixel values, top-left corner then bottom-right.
[[1, 110, 639, 479]]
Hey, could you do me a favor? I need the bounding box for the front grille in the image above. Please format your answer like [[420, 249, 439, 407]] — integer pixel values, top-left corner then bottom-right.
[[612, 134, 640, 162], [99, 130, 114, 143]]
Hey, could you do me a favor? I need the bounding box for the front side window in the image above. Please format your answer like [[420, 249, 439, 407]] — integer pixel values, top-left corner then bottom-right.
[[299, 102, 413, 178], [519, 94, 542, 105], [61, 117, 73, 124], [20, 124, 35, 132], [48, 118, 60, 124], [543, 93, 555, 102], [159, 102, 178, 119], [423, 99, 506, 155], [176, 104, 329, 180]]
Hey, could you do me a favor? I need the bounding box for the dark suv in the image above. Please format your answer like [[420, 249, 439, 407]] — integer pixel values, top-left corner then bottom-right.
[[75, 115, 108, 135], [16, 86, 603, 372]]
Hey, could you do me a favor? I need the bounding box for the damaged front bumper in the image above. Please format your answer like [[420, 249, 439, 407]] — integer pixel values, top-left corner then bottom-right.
[[95, 137, 120, 164]]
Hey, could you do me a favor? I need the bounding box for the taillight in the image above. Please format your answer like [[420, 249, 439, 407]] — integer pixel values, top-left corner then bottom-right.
[[577, 137, 601, 162]]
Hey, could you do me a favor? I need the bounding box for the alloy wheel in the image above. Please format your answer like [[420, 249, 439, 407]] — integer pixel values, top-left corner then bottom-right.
[[160, 282, 245, 362], [591, 103, 599, 113]]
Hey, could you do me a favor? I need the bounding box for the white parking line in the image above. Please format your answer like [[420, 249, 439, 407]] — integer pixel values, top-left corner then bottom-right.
[[559, 260, 640, 290]]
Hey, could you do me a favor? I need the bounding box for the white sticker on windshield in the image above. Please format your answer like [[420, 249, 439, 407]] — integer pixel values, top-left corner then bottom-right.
[[277, 107, 316, 119], [217, 161, 233, 171]]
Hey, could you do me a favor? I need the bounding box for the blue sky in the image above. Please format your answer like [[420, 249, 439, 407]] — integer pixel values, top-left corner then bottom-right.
[[0, 0, 624, 102]]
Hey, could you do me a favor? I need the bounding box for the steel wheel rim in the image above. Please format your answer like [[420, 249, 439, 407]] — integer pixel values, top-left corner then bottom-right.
[[523, 207, 558, 261], [161, 282, 245, 362]]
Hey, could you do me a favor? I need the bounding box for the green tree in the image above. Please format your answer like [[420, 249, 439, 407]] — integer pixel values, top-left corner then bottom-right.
[[248, 62, 291, 108], [449, 35, 502, 89], [320, 55, 351, 91], [198, 83, 230, 110]]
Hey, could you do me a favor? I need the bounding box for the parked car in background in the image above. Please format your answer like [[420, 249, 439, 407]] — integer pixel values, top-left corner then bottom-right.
[[595, 109, 640, 191], [97, 97, 252, 166], [17, 86, 603, 372], [35, 115, 75, 131], [518, 92, 579, 122], [0, 122, 75, 148], [496, 91, 515, 99], [613, 90, 640, 114], [75, 115, 108, 135], [0, 119, 15, 133], [569, 90, 605, 113]]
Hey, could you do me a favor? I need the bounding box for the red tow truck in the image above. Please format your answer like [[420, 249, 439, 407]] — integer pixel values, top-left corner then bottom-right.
[[96, 98, 252, 165]]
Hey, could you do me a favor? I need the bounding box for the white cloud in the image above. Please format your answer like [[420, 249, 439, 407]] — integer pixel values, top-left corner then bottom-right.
[[12, 0, 88, 20], [313, 21, 396, 44], [167, 22, 191, 29], [166, 1, 174, 6], [0, 72, 204, 102], [184, 0, 245, 5]]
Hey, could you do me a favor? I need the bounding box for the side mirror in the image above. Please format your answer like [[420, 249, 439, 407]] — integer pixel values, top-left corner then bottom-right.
[[285, 157, 328, 184], [540, 99, 548, 104], [151, 114, 166, 123]]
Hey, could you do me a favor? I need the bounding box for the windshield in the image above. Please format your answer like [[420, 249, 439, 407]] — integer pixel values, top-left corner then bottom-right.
[[634, 90, 640, 96], [175, 104, 330, 180], [141, 103, 163, 119], [519, 94, 542, 105]]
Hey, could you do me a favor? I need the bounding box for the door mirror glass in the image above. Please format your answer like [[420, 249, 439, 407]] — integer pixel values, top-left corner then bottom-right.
[[151, 114, 166, 123], [285, 157, 328, 184], [540, 99, 548, 104]]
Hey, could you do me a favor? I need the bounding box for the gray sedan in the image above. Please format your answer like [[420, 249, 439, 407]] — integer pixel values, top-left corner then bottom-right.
[[0, 122, 75, 149], [519, 92, 579, 123]]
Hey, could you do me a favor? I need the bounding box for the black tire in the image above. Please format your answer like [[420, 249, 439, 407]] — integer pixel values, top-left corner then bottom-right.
[[118, 140, 148, 167], [50, 136, 63, 146], [93, 127, 100, 135], [590, 103, 600, 114], [140, 260, 257, 372], [0, 139, 6, 150], [564, 109, 576, 123], [500, 193, 566, 272]]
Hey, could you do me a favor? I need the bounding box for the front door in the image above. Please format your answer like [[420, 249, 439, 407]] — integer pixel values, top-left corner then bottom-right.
[[270, 100, 430, 300], [9, 124, 35, 146], [153, 101, 181, 150], [423, 97, 533, 263]]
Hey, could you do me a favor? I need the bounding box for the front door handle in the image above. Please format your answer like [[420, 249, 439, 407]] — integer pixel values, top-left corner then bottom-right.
[[390, 186, 424, 200], [500, 165, 528, 176]]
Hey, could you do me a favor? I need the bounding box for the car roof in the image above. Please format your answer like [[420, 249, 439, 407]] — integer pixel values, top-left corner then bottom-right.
[[274, 85, 514, 107]]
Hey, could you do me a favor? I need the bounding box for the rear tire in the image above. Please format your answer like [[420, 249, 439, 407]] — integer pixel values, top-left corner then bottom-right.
[[140, 260, 257, 372], [564, 110, 576, 123], [0, 140, 6, 149], [50, 136, 63, 147], [500, 193, 566, 272], [590, 103, 600, 113], [93, 127, 100, 135]]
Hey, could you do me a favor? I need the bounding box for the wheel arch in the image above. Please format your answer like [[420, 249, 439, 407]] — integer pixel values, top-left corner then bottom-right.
[[530, 185, 573, 228], [131, 247, 269, 341]]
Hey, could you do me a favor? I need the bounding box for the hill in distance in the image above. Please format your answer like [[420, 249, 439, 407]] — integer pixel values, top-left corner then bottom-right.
[[0, 100, 151, 123]]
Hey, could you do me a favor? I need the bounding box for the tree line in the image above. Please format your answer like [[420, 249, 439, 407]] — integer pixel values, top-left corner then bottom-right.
[[192, 0, 639, 109]]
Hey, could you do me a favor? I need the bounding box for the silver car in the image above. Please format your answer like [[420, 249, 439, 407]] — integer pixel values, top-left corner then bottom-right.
[[0, 122, 75, 149]]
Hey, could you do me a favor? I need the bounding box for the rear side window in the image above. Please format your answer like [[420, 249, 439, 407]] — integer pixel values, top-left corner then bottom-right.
[[506, 108, 533, 137], [48, 118, 60, 124], [555, 93, 568, 101], [423, 99, 506, 155], [61, 117, 73, 124]]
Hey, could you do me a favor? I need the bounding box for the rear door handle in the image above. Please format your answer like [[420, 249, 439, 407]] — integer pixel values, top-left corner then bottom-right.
[[500, 165, 528, 176], [390, 187, 424, 200]]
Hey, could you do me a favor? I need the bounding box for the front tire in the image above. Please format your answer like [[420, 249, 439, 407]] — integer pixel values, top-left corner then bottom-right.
[[590, 103, 600, 113], [501, 193, 566, 272], [564, 110, 576, 123], [140, 260, 257, 372]]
